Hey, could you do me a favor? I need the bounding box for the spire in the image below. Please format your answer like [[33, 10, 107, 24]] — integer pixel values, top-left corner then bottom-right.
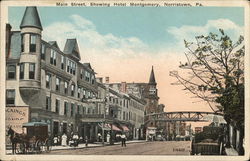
[[149, 66, 156, 85], [20, 7, 43, 30]]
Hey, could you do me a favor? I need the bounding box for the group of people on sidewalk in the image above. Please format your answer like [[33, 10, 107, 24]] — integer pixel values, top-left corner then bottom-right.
[[53, 133, 89, 147], [52, 132, 128, 147]]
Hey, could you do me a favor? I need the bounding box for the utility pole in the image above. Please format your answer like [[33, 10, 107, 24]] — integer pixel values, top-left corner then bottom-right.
[[102, 83, 109, 146]]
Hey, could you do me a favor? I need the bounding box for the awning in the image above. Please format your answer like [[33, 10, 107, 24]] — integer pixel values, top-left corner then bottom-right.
[[121, 125, 129, 132], [98, 123, 111, 131], [23, 122, 48, 127], [109, 124, 121, 131]]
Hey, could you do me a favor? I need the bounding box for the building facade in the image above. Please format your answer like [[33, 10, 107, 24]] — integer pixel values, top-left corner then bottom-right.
[[5, 7, 145, 143]]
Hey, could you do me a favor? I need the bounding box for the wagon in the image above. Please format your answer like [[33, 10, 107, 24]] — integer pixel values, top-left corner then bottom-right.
[[15, 122, 52, 154]]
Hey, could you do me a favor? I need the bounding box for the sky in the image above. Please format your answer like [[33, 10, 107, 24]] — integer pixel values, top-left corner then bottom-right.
[[8, 7, 244, 127]]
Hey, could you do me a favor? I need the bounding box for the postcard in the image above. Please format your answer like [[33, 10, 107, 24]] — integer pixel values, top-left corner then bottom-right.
[[0, 0, 249, 161]]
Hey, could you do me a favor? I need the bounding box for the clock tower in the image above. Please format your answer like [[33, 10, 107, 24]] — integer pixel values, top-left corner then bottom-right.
[[146, 66, 159, 114]]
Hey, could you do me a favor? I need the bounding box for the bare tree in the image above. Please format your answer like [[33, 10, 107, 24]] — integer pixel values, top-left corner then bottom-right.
[[170, 29, 245, 154], [170, 29, 244, 113]]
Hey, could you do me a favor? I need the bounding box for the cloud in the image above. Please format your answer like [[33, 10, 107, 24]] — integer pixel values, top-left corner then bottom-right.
[[42, 16, 242, 113], [166, 19, 244, 49], [43, 14, 148, 59]]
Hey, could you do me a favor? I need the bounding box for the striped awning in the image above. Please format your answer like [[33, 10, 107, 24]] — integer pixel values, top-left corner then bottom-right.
[[98, 123, 122, 131], [98, 123, 111, 131], [109, 124, 121, 131], [121, 125, 129, 132]]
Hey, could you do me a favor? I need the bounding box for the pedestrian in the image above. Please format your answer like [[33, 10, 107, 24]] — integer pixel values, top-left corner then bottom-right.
[[53, 135, 58, 146], [107, 133, 110, 143], [61, 133, 67, 146], [85, 136, 88, 147], [98, 133, 101, 142], [121, 133, 126, 147]]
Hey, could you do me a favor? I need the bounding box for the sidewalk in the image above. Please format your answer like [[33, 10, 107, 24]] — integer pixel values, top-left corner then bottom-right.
[[6, 140, 146, 154], [52, 140, 146, 150]]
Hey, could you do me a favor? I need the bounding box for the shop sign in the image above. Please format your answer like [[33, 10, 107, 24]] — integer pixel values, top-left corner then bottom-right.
[[5, 107, 29, 133]]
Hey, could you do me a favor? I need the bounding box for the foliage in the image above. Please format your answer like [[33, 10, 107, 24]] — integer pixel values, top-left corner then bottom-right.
[[170, 29, 244, 127], [194, 126, 222, 143]]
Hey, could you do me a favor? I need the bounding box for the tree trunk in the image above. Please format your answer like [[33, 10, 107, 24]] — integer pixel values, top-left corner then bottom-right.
[[237, 126, 244, 155], [224, 116, 231, 148]]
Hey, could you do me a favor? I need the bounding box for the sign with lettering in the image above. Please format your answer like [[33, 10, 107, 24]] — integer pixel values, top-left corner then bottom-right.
[[6, 107, 29, 133]]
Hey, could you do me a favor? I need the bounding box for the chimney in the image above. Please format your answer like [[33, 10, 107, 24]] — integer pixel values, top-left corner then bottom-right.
[[121, 82, 127, 93], [105, 77, 109, 84], [5, 24, 12, 58]]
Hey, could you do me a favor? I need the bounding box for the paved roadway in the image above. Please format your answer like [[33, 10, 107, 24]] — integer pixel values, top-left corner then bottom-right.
[[47, 141, 191, 155]]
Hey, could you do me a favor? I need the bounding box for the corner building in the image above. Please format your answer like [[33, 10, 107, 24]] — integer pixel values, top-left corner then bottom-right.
[[6, 7, 98, 139]]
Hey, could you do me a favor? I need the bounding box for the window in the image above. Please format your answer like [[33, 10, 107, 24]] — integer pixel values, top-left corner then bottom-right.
[[77, 105, 80, 114], [72, 63, 76, 75], [21, 34, 24, 52], [20, 63, 24, 79], [71, 103, 74, 116], [64, 81, 68, 94], [61, 56, 64, 70], [83, 107, 86, 114], [46, 96, 51, 110], [77, 88, 81, 98], [80, 69, 84, 79], [66, 59, 76, 75], [50, 50, 56, 65], [56, 77, 60, 92], [46, 74, 51, 89], [86, 91, 90, 99], [55, 99, 60, 113], [71, 84, 75, 97], [7, 65, 16, 79], [67, 59, 70, 73], [85, 71, 90, 82], [64, 101, 68, 115], [82, 89, 86, 99], [91, 75, 95, 84], [123, 111, 125, 120], [6, 90, 15, 105], [41, 44, 45, 60], [30, 34, 36, 52], [70, 61, 73, 74], [29, 63, 35, 79]]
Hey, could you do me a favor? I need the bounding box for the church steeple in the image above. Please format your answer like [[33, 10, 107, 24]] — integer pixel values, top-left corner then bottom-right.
[[20, 7, 43, 30], [149, 66, 156, 85]]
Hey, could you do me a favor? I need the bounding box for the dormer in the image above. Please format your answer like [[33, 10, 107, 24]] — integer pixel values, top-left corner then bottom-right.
[[63, 39, 81, 62]]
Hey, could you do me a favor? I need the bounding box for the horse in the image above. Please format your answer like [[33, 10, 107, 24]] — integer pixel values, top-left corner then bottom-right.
[[7, 127, 28, 154]]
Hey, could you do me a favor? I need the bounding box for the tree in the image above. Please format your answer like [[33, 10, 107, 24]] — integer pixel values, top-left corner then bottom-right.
[[170, 29, 244, 154]]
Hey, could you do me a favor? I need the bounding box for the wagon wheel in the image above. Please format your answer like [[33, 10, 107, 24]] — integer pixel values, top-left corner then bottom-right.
[[35, 140, 46, 153], [16, 142, 25, 154], [45, 139, 52, 152]]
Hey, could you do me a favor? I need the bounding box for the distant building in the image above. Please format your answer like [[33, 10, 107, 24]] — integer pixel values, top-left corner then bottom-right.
[[109, 66, 166, 139]]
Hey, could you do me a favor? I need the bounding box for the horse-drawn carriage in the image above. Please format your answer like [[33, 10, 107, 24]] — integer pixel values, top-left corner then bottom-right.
[[8, 122, 52, 154]]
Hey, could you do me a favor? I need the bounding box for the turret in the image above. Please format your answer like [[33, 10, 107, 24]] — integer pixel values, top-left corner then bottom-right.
[[19, 6, 43, 88]]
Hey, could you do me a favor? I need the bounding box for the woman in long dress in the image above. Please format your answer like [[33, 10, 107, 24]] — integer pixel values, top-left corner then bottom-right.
[[61, 133, 67, 146]]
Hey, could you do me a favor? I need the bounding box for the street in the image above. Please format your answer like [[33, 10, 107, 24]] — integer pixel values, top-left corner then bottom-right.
[[47, 141, 191, 155]]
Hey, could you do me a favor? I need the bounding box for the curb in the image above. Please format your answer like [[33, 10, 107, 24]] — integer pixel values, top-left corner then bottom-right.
[[50, 141, 146, 151]]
